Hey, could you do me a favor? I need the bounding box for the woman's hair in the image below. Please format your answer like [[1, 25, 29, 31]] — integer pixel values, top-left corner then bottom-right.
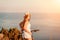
[[20, 13, 31, 28], [24, 13, 31, 21]]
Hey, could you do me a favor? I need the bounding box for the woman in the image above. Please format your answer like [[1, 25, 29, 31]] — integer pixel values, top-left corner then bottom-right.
[[19, 12, 32, 40]]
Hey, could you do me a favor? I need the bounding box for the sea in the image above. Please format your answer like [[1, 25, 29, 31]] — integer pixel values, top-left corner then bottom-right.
[[0, 13, 60, 40]]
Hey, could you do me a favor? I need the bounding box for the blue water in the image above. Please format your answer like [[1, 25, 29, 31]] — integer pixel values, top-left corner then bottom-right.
[[0, 13, 60, 40]]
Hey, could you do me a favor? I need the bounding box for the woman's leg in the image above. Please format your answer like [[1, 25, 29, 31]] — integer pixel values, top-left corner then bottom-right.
[[28, 38, 32, 40], [25, 38, 32, 40]]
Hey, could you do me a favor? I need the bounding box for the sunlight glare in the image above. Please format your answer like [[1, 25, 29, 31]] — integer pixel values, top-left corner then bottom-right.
[[56, 0, 60, 4]]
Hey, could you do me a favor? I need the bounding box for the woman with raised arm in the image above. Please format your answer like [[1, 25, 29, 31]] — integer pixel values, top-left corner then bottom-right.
[[19, 12, 32, 40]]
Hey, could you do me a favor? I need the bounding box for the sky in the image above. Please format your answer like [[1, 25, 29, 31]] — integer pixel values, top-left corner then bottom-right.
[[0, 0, 60, 13]]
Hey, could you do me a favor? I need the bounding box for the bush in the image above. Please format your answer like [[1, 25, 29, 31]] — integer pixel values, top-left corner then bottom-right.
[[0, 28, 22, 40]]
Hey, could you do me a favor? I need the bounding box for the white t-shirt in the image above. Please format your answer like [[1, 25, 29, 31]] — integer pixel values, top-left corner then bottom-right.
[[22, 22, 31, 38]]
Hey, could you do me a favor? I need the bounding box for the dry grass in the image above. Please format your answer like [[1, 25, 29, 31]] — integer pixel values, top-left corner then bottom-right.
[[0, 28, 22, 40]]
